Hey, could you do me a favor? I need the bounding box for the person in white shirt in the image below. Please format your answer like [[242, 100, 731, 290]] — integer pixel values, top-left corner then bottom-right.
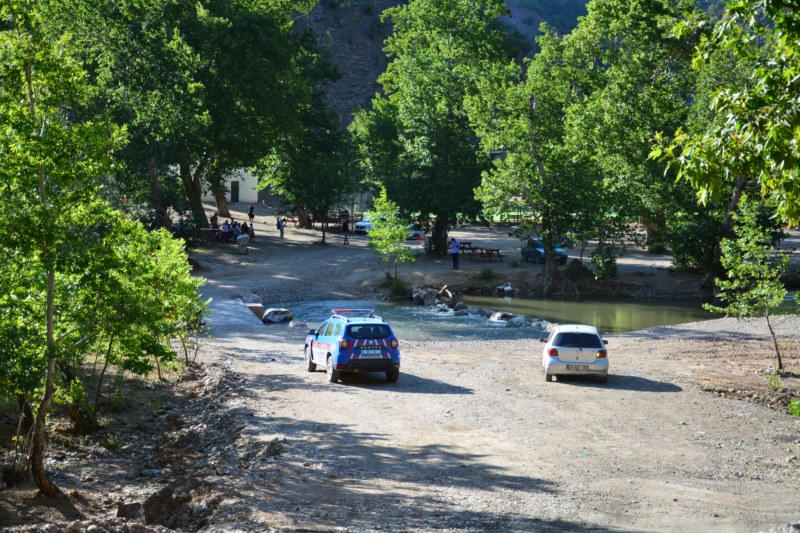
[[450, 237, 460, 270]]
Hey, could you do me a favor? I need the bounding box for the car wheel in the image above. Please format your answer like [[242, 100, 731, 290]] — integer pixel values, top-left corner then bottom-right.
[[326, 355, 340, 383], [386, 368, 400, 383], [545, 373, 553, 382], [304, 346, 316, 372]]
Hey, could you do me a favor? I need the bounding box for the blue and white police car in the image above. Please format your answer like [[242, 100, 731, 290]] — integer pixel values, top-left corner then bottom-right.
[[304, 309, 401, 383]]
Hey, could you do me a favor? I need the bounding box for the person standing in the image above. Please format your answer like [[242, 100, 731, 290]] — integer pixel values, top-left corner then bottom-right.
[[210, 212, 219, 228], [450, 237, 460, 270], [341, 209, 350, 245], [248, 203, 255, 224], [279, 217, 286, 240]]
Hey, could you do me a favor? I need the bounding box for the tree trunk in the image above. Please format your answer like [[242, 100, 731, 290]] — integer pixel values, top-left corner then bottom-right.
[[765, 313, 783, 371], [145, 156, 172, 228], [17, 395, 33, 434], [179, 159, 209, 228], [211, 183, 231, 219], [639, 214, 664, 250], [27, 54, 61, 496], [709, 174, 749, 275], [431, 212, 449, 255], [298, 211, 313, 229], [31, 269, 61, 497], [31, 358, 61, 497]]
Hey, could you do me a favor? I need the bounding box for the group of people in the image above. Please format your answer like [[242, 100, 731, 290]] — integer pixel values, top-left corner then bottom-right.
[[211, 212, 254, 242]]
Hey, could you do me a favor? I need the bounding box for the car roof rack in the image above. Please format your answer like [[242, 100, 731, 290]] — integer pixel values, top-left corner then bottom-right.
[[331, 308, 382, 322]]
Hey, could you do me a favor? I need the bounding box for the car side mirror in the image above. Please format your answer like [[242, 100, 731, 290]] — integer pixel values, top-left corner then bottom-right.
[[308, 329, 316, 336], [602, 339, 608, 345], [539, 337, 547, 343]]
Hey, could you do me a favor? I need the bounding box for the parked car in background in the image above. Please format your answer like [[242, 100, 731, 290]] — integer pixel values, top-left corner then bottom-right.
[[304, 309, 401, 383], [353, 215, 373, 234], [521, 238, 568, 265], [540, 324, 608, 383]]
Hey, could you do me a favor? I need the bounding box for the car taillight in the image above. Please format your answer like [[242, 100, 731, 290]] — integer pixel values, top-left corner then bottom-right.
[[546, 347, 558, 357], [390, 338, 399, 349], [339, 338, 350, 350], [597, 349, 607, 359]]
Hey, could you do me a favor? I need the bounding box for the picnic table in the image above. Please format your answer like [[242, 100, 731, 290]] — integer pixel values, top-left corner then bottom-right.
[[459, 241, 476, 254], [468, 247, 506, 261], [201, 227, 238, 242]]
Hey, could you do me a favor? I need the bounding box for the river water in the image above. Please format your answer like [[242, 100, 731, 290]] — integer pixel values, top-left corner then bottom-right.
[[282, 296, 717, 341]]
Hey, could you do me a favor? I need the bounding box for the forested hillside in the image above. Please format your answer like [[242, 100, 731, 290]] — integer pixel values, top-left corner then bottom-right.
[[307, 0, 590, 121]]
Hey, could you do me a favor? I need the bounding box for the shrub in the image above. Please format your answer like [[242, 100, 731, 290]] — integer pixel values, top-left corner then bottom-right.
[[478, 267, 495, 280], [765, 369, 784, 392], [666, 213, 719, 273], [390, 278, 408, 297], [788, 398, 800, 417], [590, 245, 617, 281], [565, 258, 583, 281]]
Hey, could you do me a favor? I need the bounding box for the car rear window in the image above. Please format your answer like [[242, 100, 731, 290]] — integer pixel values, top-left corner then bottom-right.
[[347, 324, 392, 339], [553, 332, 603, 349]]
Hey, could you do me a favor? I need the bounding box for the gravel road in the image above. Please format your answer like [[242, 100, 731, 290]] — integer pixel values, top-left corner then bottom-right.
[[185, 211, 799, 532], [192, 308, 800, 532]]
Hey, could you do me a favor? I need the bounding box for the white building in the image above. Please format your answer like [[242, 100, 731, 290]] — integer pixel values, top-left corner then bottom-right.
[[201, 169, 259, 204]]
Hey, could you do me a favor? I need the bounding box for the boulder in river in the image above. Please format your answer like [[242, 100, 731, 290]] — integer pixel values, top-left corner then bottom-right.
[[506, 316, 526, 328], [489, 311, 515, 322], [262, 308, 293, 323], [413, 287, 440, 306]]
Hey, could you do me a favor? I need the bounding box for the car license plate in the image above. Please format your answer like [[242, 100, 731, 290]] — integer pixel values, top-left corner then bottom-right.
[[566, 364, 589, 371], [359, 350, 382, 358]]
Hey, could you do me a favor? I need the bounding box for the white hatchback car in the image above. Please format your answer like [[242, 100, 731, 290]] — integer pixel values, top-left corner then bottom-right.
[[540, 324, 608, 383]]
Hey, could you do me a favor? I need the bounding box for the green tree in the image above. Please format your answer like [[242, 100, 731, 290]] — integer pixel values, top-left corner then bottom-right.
[[556, 0, 706, 272], [660, 0, 800, 272], [0, 2, 204, 495], [468, 28, 604, 285], [351, 0, 509, 253], [367, 188, 415, 282], [56, 209, 206, 430], [256, 35, 357, 243], [703, 198, 789, 370], [0, 2, 123, 495], [59, 0, 319, 228]]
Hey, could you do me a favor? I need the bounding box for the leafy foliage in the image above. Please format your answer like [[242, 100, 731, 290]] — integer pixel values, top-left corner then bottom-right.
[[367, 188, 415, 281], [0, 2, 204, 493], [788, 398, 800, 417], [351, 0, 509, 253], [662, 0, 800, 225], [702, 198, 789, 370]]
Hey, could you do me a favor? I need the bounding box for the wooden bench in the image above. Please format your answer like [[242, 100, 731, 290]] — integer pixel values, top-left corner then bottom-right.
[[468, 247, 505, 261]]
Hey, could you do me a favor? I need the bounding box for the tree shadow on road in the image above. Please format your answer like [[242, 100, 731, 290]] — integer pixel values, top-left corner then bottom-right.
[[339, 370, 474, 394], [245, 370, 474, 395], [238, 415, 626, 532], [555, 373, 682, 392]]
